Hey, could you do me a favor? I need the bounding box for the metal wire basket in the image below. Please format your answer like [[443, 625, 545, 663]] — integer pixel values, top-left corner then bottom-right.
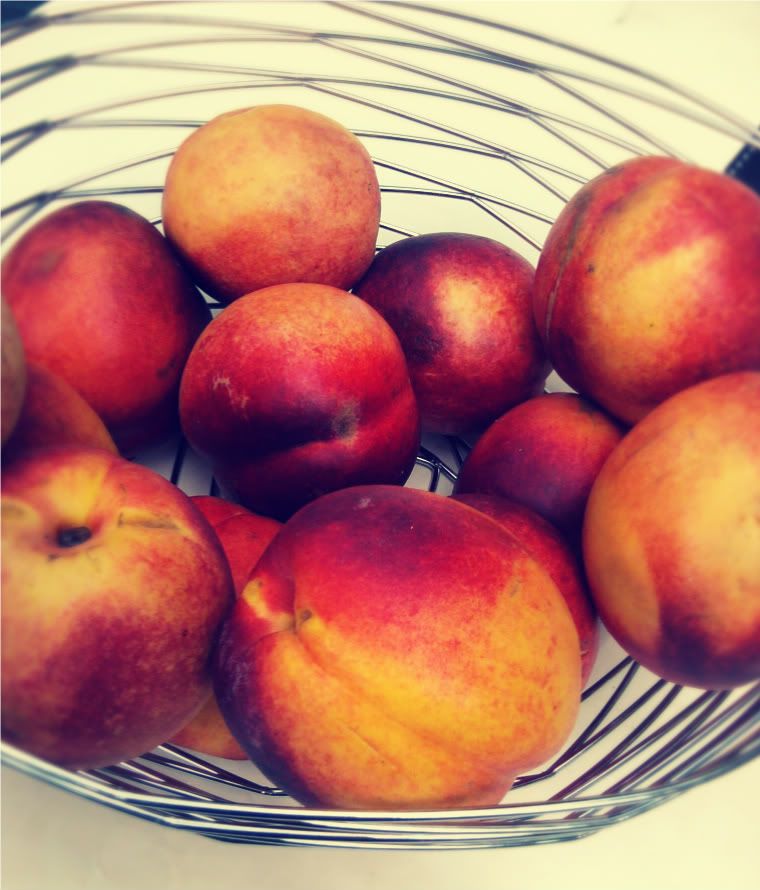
[[2, 0, 759, 850]]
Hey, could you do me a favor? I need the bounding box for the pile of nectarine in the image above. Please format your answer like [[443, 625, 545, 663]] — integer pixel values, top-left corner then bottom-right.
[[2, 103, 759, 812]]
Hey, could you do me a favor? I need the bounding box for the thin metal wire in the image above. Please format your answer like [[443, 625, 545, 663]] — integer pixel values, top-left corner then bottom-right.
[[1, 0, 757, 851]]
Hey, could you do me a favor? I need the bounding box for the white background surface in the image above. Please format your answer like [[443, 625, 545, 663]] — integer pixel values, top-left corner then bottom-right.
[[2, 2, 760, 889]]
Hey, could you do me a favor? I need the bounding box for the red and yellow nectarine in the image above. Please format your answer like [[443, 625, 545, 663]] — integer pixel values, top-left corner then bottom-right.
[[583, 372, 760, 689], [533, 156, 760, 424], [162, 104, 381, 303], [455, 392, 624, 543], [1, 201, 211, 453], [353, 232, 549, 435], [1, 447, 234, 768], [215, 484, 582, 809], [179, 283, 420, 520]]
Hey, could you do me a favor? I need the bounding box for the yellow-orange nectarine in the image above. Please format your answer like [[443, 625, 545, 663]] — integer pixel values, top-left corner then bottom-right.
[[215, 485, 582, 809]]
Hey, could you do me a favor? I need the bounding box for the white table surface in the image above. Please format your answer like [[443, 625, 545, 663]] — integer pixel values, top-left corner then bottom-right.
[[2, 2, 759, 889]]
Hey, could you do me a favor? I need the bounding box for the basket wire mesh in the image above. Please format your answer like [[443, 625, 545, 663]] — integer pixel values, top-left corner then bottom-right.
[[1, 0, 759, 849]]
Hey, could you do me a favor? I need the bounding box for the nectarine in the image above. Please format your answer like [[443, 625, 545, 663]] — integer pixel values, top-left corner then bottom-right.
[[1, 297, 26, 446], [162, 104, 380, 303], [215, 484, 582, 809], [353, 232, 549, 434], [2, 201, 211, 453], [3, 362, 117, 463], [583, 372, 760, 689], [454, 392, 624, 544], [179, 283, 420, 520], [1, 447, 234, 768], [533, 156, 760, 424]]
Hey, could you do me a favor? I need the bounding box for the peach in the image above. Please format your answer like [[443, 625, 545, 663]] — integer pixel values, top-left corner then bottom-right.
[[215, 484, 581, 809], [353, 233, 549, 434], [453, 493, 598, 685], [454, 392, 624, 544], [1, 297, 26, 445], [583, 372, 760, 689], [3, 362, 117, 463], [190, 497, 282, 595], [1, 446, 234, 768], [170, 496, 281, 760], [179, 283, 420, 520], [533, 156, 760, 425], [1, 201, 211, 453], [162, 104, 381, 303]]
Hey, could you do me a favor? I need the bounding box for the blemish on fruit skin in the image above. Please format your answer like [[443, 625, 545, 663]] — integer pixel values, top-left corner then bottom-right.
[[156, 355, 179, 379], [331, 402, 359, 440], [116, 512, 179, 531], [30, 249, 63, 279]]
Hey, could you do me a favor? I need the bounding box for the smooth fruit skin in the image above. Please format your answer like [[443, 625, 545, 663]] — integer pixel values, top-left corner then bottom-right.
[[214, 485, 581, 810], [162, 104, 381, 303], [170, 496, 281, 760], [1, 297, 27, 445], [454, 392, 624, 543], [453, 493, 598, 686], [1, 447, 234, 768], [1, 201, 212, 453], [179, 283, 420, 521], [533, 156, 760, 424], [3, 362, 117, 463], [353, 233, 549, 435], [583, 372, 760, 689]]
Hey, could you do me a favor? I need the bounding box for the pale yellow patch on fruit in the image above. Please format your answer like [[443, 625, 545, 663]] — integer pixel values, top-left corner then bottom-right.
[[437, 276, 488, 345]]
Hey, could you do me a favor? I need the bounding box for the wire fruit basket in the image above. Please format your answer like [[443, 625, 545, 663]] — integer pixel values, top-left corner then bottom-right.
[[2, 1, 759, 850]]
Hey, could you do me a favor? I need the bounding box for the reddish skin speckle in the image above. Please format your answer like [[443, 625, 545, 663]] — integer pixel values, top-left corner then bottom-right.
[[1, 201, 212, 453], [454, 392, 625, 546], [534, 157, 760, 424], [354, 232, 549, 435]]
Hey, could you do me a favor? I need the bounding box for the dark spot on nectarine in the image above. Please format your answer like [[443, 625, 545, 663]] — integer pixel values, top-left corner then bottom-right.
[[401, 315, 444, 367], [586, 263, 595, 274], [331, 403, 358, 440], [31, 249, 63, 279], [57, 526, 92, 548], [156, 355, 179, 379]]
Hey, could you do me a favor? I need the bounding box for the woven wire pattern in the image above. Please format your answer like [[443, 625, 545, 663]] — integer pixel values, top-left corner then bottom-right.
[[2, 1, 759, 849]]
